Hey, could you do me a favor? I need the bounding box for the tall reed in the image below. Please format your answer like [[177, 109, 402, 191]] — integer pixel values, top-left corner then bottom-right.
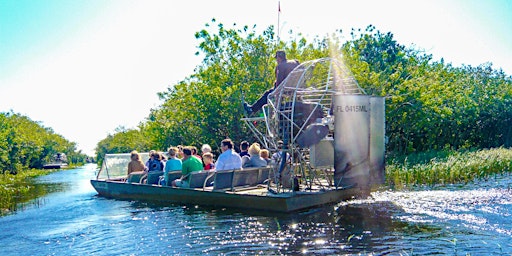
[[386, 147, 512, 188]]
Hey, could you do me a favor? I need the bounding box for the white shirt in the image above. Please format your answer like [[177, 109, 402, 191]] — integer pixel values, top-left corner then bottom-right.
[[272, 150, 291, 164], [215, 149, 242, 171]]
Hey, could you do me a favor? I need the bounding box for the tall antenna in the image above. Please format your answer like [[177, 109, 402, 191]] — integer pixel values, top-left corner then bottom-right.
[[277, 1, 281, 45]]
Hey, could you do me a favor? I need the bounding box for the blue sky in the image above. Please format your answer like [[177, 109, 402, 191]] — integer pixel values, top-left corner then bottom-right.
[[1, 0, 511, 155]]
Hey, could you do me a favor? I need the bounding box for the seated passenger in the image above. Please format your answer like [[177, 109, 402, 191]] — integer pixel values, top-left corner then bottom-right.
[[215, 138, 242, 171], [176, 145, 184, 159], [242, 143, 268, 168], [172, 147, 203, 187], [145, 151, 165, 184], [271, 140, 291, 166], [259, 149, 272, 165], [162, 147, 182, 186], [191, 146, 202, 161], [127, 150, 146, 179], [243, 50, 300, 115], [202, 152, 215, 170], [145, 150, 164, 172], [145, 150, 155, 167], [239, 141, 250, 158], [201, 144, 212, 154]]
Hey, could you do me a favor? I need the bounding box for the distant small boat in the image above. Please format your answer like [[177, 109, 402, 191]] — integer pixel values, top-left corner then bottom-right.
[[43, 153, 68, 169], [42, 162, 68, 169]]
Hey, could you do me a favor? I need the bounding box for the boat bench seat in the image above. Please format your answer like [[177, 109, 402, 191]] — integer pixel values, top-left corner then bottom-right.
[[212, 170, 235, 190], [188, 171, 215, 189], [213, 167, 272, 191], [146, 171, 164, 185], [158, 171, 214, 188], [159, 171, 183, 186], [127, 172, 145, 183]]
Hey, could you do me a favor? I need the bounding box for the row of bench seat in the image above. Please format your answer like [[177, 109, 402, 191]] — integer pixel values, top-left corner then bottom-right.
[[210, 167, 272, 191], [146, 167, 273, 191]]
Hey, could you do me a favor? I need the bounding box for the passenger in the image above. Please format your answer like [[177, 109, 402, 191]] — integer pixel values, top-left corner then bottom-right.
[[127, 150, 146, 183], [145, 151, 165, 184], [191, 146, 202, 161], [145, 150, 156, 169], [201, 144, 213, 167], [242, 143, 268, 168], [260, 149, 272, 165], [201, 144, 212, 154], [146, 151, 164, 173], [127, 150, 146, 175], [202, 152, 215, 170], [272, 140, 291, 166], [162, 147, 182, 186], [177, 145, 184, 159], [215, 138, 242, 171], [243, 50, 300, 115], [172, 147, 203, 187], [239, 140, 250, 158]]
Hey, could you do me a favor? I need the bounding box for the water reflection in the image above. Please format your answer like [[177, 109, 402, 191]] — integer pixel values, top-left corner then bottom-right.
[[4, 176, 68, 215], [4, 164, 100, 215], [121, 198, 444, 254]]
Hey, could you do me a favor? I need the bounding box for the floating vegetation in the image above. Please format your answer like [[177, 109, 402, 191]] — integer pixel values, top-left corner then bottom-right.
[[386, 147, 512, 188]]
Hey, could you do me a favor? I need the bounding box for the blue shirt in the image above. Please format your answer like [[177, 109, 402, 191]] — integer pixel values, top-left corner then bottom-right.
[[164, 158, 182, 181]]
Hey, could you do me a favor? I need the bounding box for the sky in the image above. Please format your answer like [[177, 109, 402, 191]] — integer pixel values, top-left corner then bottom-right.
[[1, 0, 511, 156]]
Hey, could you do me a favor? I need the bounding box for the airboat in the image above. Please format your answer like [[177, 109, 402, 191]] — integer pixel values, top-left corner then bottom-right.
[[43, 153, 68, 169], [90, 57, 385, 212]]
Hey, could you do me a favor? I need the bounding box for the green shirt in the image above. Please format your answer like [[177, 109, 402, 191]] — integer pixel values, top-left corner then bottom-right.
[[181, 156, 203, 178]]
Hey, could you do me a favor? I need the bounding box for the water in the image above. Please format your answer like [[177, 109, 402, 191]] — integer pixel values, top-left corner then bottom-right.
[[1, 164, 511, 255]]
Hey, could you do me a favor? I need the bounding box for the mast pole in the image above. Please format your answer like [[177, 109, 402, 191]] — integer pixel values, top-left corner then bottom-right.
[[277, 1, 281, 45]]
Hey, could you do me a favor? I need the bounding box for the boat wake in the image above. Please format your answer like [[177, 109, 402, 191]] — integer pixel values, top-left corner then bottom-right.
[[338, 178, 512, 237]]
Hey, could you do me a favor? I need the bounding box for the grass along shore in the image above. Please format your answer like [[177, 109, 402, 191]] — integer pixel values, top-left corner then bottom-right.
[[0, 169, 56, 215], [386, 147, 512, 188]]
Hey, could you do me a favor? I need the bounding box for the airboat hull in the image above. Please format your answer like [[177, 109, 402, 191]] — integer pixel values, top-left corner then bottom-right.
[[43, 163, 68, 169], [90, 180, 366, 212]]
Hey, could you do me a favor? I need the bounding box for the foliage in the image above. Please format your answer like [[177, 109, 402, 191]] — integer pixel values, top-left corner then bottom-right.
[[386, 148, 512, 188], [95, 126, 150, 164], [143, 19, 330, 153], [342, 25, 512, 153], [0, 112, 88, 173]]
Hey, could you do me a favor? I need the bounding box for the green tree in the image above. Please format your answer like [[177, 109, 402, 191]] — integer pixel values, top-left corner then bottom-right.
[[342, 26, 512, 153], [95, 126, 149, 164], [0, 111, 86, 173], [145, 20, 331, 152]]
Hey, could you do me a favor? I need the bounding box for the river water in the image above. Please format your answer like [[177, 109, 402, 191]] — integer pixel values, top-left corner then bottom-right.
[[1, 164, 511, 255]]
